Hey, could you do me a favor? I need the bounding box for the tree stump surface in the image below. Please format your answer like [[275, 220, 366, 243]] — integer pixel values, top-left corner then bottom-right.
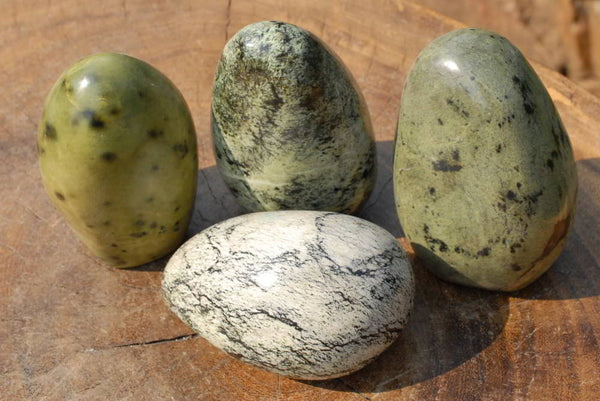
[[1, 1, 598, 400]]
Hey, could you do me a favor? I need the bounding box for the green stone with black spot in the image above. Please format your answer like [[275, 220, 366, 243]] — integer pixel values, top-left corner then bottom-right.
[[38, 53, 197, 267], [211, 21, 376, 213], [393, 28, 577, 291]]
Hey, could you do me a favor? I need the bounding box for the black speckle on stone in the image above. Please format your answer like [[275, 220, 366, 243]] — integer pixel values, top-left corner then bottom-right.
[[446, 98, 470, 118], [172, 143, 189, 159], [506, 190, 517, 201], [101, 152, 117, 162], [517, 182, 522, 189], [151, 164, 159, 171], [82, 109, 105, 129], [524, 102, 535, 114], [103, 220, 110, 226], [429, 187, 436, 196], [111, 243, 118, 248], [110, 107, 120, 115], [438, 118, 444, 125], [432, 159, 462, 172], [64, 80, 73, 94], [130, 232, 147, 238], [511, 263, 523, 271], [470, 76, 475, 81], [423, 224, 430, 234], [551, 150, 559, 158], [497, 202, 507, 212], [174, 205, 180, 212], [148, 129, 164, 139], [110, 255, 126, 265], [496, 144, 502, 153], [135, 220, 146, 227], [477, 247, 491, 257], [439, 242, 448, 252], [44, 123, 57, 140], [454, 246, 462, 253], [512, 75, 536, 115], [55, 191, 65, 201], [510, 243, 522, 253], [138, 90, 146, 98], [546, 159, 554, 170], [524, 190, 543, 204], [452, 150, 460, 161]]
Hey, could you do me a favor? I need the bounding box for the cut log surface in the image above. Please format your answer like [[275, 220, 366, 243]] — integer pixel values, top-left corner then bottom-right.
[[1, 1, 598, 400]]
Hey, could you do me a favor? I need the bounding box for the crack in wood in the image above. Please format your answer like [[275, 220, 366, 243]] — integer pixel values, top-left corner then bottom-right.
[[112, 333, 198, 348], [85, 333, 198, 352]]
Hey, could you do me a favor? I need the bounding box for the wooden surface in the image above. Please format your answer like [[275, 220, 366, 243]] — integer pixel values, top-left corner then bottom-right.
[[1, 1, 599, 400]]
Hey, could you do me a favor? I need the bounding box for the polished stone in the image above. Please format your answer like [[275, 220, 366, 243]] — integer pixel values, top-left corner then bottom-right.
[[38, 53, 197, 267], [211, 21, 376, 213], [393, 28, 577, 291], [162, 211, 414, 380]]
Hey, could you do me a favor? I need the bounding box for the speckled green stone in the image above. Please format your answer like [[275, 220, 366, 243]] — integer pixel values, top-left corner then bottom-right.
[[211, 21, 376, 213], [393, 29, 577, 291], [38, 53, 197, 267]]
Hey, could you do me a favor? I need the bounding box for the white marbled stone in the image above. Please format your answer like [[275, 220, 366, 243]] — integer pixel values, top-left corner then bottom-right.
[[162, 211, 414, 380]]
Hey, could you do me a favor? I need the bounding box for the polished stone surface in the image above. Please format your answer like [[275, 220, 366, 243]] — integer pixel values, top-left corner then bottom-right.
[[162, 211, 414, 380], [38, 53, 197, 267], [394, 28, 577, 291], [211, 21, 376, 213]]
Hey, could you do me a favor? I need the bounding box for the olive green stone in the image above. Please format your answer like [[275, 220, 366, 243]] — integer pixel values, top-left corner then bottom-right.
[[38, 53, 197, 267], [211, 21, 376, 213], [393, 29, 577, 291]]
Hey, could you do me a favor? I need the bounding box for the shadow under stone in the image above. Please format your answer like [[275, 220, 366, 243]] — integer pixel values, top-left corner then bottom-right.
[[358, 140, 404, 238], [188, 165, 245, 235]]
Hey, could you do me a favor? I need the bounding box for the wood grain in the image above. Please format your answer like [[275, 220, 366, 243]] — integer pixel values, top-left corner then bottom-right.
[[1, 1, 598, 400]]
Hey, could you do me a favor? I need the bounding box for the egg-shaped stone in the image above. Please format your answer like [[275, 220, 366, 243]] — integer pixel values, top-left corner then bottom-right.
[[38, 53, 197, 267], [393, 28, 577, 291], [162, 211, 414, 380], [211, 21, 376, 213]]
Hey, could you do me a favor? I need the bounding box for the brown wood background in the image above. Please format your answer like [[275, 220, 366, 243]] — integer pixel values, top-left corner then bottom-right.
[[1, 1, 599, 400]]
